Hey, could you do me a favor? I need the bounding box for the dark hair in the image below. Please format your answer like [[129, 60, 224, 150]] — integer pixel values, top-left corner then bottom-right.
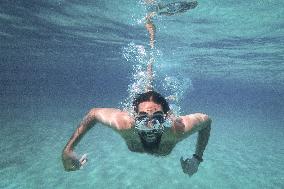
[[132, 91, 170, 114]]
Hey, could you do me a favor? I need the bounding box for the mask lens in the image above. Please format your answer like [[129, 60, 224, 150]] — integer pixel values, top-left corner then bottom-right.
[[151, 119, 158, 125], [135, 112, 165, 131], [136, 115, 148, 122], [152, 114, 165, 124]]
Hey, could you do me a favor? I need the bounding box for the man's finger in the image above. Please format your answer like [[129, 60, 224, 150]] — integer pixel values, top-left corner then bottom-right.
[[180, 157, 188, 173], [80, 154, 87, 161], [81, 159, 87, 165], [180, 157, 186, 168], [80, 154, 88, 165]]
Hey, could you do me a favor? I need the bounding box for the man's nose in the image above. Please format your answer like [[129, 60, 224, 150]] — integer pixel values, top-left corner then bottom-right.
[[146, 119, 154, 128]]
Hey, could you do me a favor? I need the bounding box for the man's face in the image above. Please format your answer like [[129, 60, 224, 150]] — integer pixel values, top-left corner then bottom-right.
[[137, 101, 164, 129], [136, 101, 164, 144]]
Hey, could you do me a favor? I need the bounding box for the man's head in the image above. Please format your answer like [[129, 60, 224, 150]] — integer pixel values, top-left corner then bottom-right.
[[132, 91, 170, 114], [132, 91, 170, 150]]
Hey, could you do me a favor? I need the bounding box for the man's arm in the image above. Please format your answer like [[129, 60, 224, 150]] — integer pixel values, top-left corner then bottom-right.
[[63, 109, 96, 153], [173, 113, 211, 176], [179, 113, 211, 159], [62, 108, 133, 171]]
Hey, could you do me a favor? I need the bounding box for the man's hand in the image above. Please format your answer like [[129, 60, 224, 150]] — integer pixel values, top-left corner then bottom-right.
[[62, 151, 87, 171], [180, 156, 201, 176]]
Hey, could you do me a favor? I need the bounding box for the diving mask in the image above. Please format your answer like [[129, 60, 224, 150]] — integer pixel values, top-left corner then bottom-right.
[[135, 111, 165, 138]]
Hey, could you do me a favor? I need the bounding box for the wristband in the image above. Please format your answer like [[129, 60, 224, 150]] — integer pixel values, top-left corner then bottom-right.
[[193, 154, 203, 162]]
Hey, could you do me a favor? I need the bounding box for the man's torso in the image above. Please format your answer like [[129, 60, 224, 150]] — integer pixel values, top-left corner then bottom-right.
[[117, 127, 187, 156]]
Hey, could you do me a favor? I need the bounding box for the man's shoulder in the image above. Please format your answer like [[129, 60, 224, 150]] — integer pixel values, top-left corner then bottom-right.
[[89, 108, 132, 116], [88, 108, 135, 130], [187, 113, 210, 122], [178, 113, 211, 130], [113, 110, 135, 130]]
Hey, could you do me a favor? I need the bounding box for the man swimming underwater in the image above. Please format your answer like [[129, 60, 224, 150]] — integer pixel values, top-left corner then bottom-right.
[[62, 0, 211, 176], [62, 90, 211, 176]]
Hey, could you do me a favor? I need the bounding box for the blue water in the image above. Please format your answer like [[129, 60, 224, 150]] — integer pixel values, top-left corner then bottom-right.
[[0, 0, 284, 188]]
